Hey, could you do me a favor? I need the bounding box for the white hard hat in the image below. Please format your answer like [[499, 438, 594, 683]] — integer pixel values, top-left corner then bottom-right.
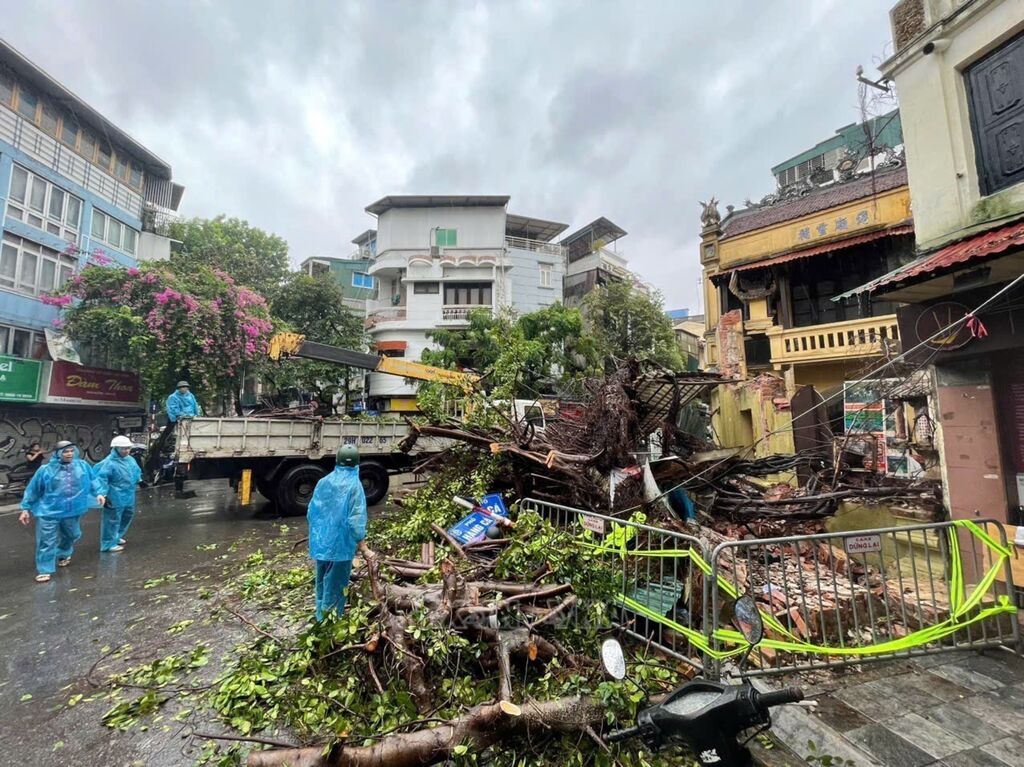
[[111, 435, 133, 448]]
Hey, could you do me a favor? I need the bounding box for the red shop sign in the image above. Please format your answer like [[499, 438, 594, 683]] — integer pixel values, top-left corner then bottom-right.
[[46, 361, 141, 406]]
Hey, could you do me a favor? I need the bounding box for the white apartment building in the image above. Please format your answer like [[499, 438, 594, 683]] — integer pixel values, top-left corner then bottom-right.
[[362, 195, 568, 411]]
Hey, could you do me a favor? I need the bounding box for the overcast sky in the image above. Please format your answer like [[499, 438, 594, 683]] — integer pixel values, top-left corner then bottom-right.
[[8, 0, 898, 311]]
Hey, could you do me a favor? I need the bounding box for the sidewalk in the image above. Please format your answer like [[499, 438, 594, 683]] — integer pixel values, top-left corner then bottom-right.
[[765, 648, 1024, 766]]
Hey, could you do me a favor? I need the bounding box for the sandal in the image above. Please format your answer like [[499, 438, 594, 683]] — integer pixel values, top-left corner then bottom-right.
[[57, 557, 71, 567], [35, 574, 51, 583]]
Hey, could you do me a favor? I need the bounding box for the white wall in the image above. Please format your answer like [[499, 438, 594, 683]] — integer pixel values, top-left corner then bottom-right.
[[376, 206, 506, 252], [506, 245, 564, 314], [886, 0, 1024, 249]]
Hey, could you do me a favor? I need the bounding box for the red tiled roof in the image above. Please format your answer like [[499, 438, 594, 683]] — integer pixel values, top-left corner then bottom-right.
[[720, 225, 914, 274], [721, 167, 908, 239], [867, 218, 1024, 292]]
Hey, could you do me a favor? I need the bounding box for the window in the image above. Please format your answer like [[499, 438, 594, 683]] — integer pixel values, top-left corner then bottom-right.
[[966, 31, 1024, 196], [16, 86, 38, 120], [539, 263, 552, 288], [90, 209, 139, 255], [413, 282, 440, 294], [0, 69, 13, 107], [40, 102, 59, 135], [0, 234, 76, 297], [114, 153, 129, 182], [60, 112, 79, 147], [129, 161, 144, 189], [7, 165, 83, 242], [0, 323, 46, 359], [435, 228, 457, 247], [352, 272, 374, 289], [96, 143, 113, 172], [79, 130, 97, 162], [444, 282, 492, 306]]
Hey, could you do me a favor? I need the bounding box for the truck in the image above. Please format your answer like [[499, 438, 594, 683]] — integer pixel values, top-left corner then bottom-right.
[[169, 333, 480, 513], [173, 415, 453, 511]]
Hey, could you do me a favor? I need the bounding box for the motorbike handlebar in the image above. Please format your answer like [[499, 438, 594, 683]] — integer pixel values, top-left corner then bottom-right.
[[605, 725, 644, 744], [757, 688, 804, 708]]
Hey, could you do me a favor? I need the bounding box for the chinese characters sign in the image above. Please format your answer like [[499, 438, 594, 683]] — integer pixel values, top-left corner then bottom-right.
[[797, 209, 872, 242]]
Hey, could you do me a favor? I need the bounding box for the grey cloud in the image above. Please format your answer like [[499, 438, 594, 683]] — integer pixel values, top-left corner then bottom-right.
[[7, 0, 896, 311]]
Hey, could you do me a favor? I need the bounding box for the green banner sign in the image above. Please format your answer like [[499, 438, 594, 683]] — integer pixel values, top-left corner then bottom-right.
[[0, 355, 42, 402]]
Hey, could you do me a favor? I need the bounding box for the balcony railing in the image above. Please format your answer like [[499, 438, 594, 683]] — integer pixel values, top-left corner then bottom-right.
[[504, 236, 566, 258], [365, 308, 406, 328], [0, 106, 144, 220], [441, 305, 491, 322], [768, 315, 900, 365]]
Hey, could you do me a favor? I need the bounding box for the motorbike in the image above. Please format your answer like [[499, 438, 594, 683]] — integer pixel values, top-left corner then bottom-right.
[[600, 595, 804, 767]]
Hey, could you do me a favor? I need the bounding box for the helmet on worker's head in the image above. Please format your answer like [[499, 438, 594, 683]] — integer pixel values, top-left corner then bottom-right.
[[54, 440, 74, 451], [111, 435, 133, 449], [176, 380, 190, 389], [336, 444, 360, 467]]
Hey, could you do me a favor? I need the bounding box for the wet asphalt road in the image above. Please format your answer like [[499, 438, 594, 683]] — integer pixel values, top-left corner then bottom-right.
[[0, 480, 312, 767]]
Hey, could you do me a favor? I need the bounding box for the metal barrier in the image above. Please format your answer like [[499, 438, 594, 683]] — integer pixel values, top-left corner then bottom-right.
[[519, 498, 711, 670], [708, 519, 1019, 678], [520, 499, 1019, 680]]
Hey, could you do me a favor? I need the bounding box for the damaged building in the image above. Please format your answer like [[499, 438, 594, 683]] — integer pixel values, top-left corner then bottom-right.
[[699, 116, 917, 462]]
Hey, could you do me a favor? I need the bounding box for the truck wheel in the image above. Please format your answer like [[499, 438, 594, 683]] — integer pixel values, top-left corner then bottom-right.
[[254, 475, 276, 501], [359, 461, 389, 506], [275, 464, 326, 515]]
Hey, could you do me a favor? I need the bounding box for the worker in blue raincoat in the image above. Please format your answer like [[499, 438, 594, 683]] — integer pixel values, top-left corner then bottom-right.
[[18, 441, 105, 583], [166, 381, 200, 422], [307, 444, 372, 619], [93, 435, 143, 553]]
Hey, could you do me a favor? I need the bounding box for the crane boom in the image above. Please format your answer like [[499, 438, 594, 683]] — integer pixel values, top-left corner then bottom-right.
[[267, 332, 479, 386]]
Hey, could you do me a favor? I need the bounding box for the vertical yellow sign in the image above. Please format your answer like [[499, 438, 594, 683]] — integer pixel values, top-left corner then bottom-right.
[[239, 468, 252, 506]]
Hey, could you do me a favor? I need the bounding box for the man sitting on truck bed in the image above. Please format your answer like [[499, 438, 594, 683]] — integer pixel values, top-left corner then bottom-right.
[[306, 444, 374, 620]]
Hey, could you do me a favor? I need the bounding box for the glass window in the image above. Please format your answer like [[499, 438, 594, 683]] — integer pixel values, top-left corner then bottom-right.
[[114, 153, 129, 181], [16, 86, 38, 120], [107, 218, 123, 248], [97, 143, 112, 171], [91, 210, 107, 239], [49, 187, 65, 221], [57, 262, 73, 289], [65, 196, 81, 229], [122, 228, 136, 255], [29, 177, 47, 213], [0, 325, 8, 354], [79, 130, 97, 161], [0, 243, 17, 286], [10, 166, 28, 203], [0, 70, 13, 106], [40, 102, 59, 135], [39, 258, 56, 290], [129, 161, 143, 189], [60, 113, 79, 147], [539, 264, 552, 288], [11, 329, 32, 358], [18, 250, 38, 291], [351, 272, 374, 289], [435, 228, 457, 247], [413, 282, 439, 294]]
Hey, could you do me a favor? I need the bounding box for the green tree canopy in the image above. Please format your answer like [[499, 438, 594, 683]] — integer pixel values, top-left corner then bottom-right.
[[582, 281, 683, 370], [168, 215, 289, 297], [265, 273, 368, 406], [422, 303, 600, 398]]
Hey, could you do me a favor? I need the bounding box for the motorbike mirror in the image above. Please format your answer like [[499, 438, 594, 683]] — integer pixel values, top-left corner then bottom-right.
[[732, 595, 764, 646], [600, 639, 627, 680]]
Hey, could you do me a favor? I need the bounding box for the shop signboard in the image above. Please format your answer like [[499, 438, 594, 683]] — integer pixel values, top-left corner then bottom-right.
[[0, 355, 42, 402], [45, 361, 141, 407]]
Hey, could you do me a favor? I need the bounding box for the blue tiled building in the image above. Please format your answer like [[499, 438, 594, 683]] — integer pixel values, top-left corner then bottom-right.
[[0, 39, 184, 466]]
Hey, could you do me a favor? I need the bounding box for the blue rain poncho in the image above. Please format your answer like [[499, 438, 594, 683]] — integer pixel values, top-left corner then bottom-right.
[[307, 465, 368, 561], [166, 390, 200, 422], [92, 448, 143, 508], [20, 446, 103, 519]]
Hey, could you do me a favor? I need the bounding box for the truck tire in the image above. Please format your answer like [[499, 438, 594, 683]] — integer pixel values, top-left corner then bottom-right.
[[359, 461, 389, 506], [254, 474, 276, 501], [275, 464, 326, 515]]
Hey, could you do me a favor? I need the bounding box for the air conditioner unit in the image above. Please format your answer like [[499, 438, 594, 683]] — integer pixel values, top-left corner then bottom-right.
[[430, 246, 440, 258]]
